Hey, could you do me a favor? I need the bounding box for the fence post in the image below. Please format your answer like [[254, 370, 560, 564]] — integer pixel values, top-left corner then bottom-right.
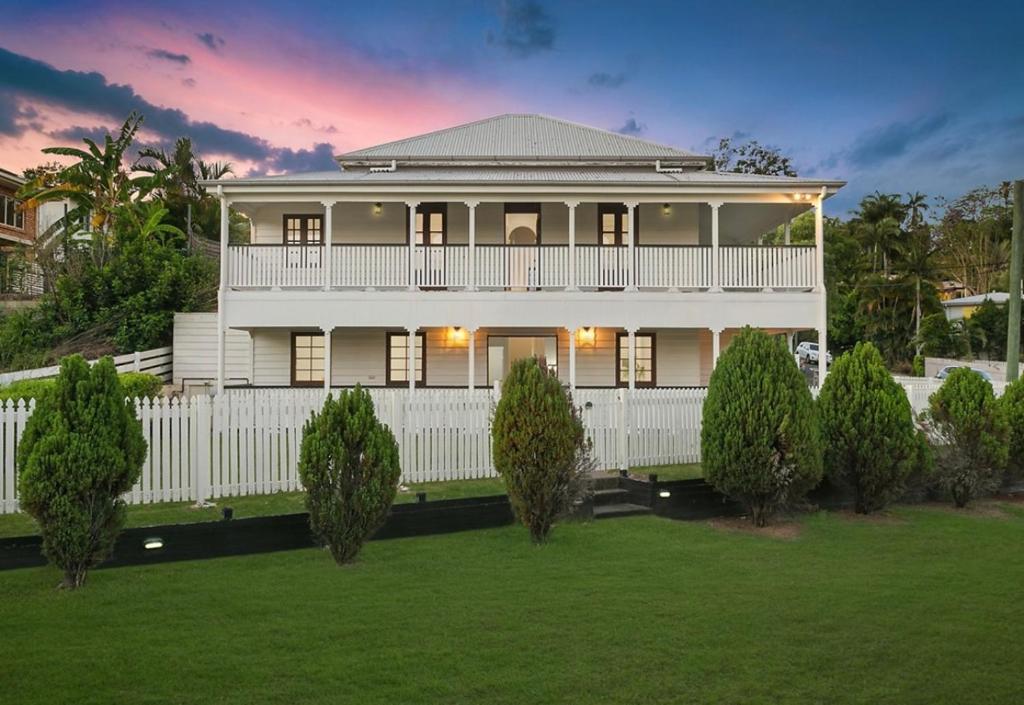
[[617, 387, 629, 471], [193, 394, 211, 505], [133, 350, 142, 372]]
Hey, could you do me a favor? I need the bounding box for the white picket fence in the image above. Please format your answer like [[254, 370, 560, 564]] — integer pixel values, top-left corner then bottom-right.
[[0, 346, 173, 386], [0, 387, 708, 514], [895, 376, 1008, 414]]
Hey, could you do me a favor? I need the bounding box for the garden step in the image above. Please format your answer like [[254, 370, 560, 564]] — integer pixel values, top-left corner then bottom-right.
[[590, 474, 620, 491], [593, 503, 652, 520], [593, 488, 631, 507]]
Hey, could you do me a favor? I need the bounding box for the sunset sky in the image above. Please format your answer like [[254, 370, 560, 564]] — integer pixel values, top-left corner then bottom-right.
[[0, 0, 1021, 212]]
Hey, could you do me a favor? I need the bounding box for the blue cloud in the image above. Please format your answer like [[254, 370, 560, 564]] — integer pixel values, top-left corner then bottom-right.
[[146, 48, 191, 65], [847, 114, 953, 168], [487, 0, 555, 57], [196, 32, 225, 51], [615, 117, 646, 136], [587, 72, 626, 89]]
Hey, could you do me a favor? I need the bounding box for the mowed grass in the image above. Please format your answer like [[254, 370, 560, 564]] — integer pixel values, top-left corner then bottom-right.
[[3, 506, 1023, 704], [632, 462, 704, 480]]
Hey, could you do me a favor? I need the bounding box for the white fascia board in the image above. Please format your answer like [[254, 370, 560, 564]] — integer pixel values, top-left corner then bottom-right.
[[223, 289, 820, 331]]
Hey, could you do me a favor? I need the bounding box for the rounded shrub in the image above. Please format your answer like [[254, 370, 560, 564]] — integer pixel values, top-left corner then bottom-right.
[[925, 368, 1008, 507], [701, 327, 822, 526], [0, 372, 163, 403], [818, 342, 920, 513], [491, 357, 592, 543], [298, 385, 400, 565], [17, 355, 147, 589]]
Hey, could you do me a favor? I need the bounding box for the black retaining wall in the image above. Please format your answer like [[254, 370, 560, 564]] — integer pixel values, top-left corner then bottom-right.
[[0, 494, 513, 572]]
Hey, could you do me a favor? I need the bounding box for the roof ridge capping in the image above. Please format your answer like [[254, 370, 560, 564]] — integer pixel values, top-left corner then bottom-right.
[[337, 114, 711, 164]]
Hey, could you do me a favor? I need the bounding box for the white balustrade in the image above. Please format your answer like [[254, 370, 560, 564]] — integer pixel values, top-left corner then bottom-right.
[[229, 245, 323, 288], [576, 246, 630, 289], [636, 246, 711, 289], [332, 245, 408, 288], [227, 244, 818, 292], [719, 246, 816, 289]]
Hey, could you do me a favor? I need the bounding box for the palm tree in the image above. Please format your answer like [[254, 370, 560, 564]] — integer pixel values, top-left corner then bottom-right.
[[896, 229, 941, 353], [856, 216, 902, 275], [905, 192, 929, 229], [137, 137, 232, 203]]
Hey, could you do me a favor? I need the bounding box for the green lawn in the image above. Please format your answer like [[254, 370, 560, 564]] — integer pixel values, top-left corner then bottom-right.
[[3, 505, 1023, 704], [631, 462, 703, 481], [0, 477, 507, 539]]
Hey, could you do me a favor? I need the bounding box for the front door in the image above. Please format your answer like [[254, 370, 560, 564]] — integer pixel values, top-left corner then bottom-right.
[[415, 203, 447, 288], [505, 203, 540, 290], [597, 204, 636, 289]]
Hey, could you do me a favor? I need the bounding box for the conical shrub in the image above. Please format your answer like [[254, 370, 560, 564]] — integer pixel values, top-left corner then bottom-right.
[[701, 328, 822, 526]]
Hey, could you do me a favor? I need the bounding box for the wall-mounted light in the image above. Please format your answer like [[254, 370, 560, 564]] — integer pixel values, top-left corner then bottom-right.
[[662, 203, 672, 216], [792, 193, 813, 202], [448, 326, 468, 345], [372, 202, 383, 215], [143, 537, 164, 550], [659, 490, 672, 498], [577, 326, 596, 347]]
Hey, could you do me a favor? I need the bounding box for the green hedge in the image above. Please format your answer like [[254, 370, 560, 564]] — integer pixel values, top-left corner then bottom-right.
[[0, 371, 163, 403]]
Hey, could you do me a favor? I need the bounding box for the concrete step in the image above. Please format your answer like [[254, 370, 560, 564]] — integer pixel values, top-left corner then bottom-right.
[[593, 488, 630, 507], [593, 503, 652, 520]]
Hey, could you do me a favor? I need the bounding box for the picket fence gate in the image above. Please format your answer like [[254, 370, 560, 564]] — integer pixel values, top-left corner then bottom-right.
[[0, 387, 708, 514]]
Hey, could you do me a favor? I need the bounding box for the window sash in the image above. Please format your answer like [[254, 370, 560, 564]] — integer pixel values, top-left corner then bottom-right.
[[292, 333, 325, 385], [617, 333, 655, 386], [283, 215, 323, 245], [387, 333, 425, 385]]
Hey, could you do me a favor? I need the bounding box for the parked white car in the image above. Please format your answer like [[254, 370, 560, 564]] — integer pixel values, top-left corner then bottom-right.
[[934, 365, 993, 382], [795, 342, 832, 365]]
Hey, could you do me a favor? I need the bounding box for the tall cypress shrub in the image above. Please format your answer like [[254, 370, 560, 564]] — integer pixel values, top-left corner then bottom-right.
[[701, 328, 822, 526], [926, 368, 1008, 507], [999, 376, 1024, 480], [298, 386, 400, 565], [17, 355, 146, 588], [818, 342, 919, 513], [492, 357, 592, 543]]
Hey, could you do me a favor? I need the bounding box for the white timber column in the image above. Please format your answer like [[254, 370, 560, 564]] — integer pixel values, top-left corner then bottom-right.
[[784, 219, 792, 245], [567, 327, 577, 391], [815, 186, 828, 381], [322, 327, 333, 393], [216, 189, 229, 394], [625, 201, 638, 291], [786, 331, 795, 355], [467, 328, 476, 389], [712, 328, 723, 369], [466, 201, 478, 291], [627, 328, 637, 390], [322, 200, 335, 291], [406, 201, 419, 291], [709, 201, 723, 292], [407, 327, 417, 390], [566, 201, 579, 290]]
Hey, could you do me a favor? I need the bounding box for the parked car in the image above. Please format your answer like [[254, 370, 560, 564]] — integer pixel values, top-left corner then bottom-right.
[[934, 365, 993, 382], [795, 342, 832, 365]]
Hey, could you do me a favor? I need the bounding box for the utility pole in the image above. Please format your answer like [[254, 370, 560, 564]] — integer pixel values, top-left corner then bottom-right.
[[1007, 180, 1023, 382]]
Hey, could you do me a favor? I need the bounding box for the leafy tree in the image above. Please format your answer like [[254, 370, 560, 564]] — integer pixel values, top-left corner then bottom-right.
[[917, 313, 967, 359], [701, 328, 822, 526], [818, 343, 919, 513], [710, 137, 797, 176], [297, 386, 401, 565], [925, 368, 1008, 507], [16, 356, 146, 588], [491, 357, 593, 543]]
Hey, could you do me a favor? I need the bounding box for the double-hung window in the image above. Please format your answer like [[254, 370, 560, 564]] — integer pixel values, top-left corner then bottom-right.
[[386, 332, 426, 386], [616, 332, 655, 387]]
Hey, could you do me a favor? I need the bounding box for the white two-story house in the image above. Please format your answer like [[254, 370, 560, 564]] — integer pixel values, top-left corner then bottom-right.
[[181, 114, 842, 394]]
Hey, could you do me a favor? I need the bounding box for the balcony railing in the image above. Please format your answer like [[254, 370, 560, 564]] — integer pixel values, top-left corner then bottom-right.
[[227, 244, 817, 292]]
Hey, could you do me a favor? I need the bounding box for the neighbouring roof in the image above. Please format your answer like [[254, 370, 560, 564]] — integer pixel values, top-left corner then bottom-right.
[[942, 292, 1012, 307], [0, 167, 25, 189], [338, 114, 707, 163]]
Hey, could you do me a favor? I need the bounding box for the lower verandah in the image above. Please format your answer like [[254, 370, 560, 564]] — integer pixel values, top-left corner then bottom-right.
[[230, 326, 795, 389]]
